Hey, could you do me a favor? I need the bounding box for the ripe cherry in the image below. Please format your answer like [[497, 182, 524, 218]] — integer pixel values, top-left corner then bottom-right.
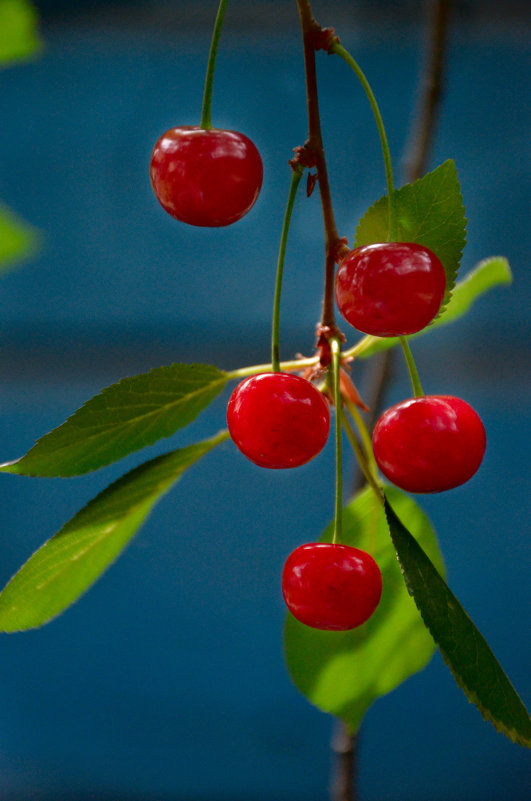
[[372, 395, 486, 493], [227, 373, 330, 469], [150, 126, 263, 227], [335, 242, 446, 336], [282, 543, 382, 630]]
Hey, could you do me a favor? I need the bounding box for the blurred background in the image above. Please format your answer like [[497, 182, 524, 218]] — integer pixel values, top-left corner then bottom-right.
[[0, 1, 530, 799]]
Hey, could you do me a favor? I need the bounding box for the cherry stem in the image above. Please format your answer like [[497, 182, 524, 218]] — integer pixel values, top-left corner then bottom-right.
[[343, 398, 379, 482], [297, 1, 343, 330], [199, 0, 228, 130], [330, 337, 344, 545], [342, 414, 383, 503], [271, 167, 304, 372], [399, 336, 424, 397], [331, 43, 397, 242]]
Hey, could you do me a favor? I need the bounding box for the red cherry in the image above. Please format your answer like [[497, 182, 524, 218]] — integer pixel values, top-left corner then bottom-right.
[[335, 242, 446, 336], [372, 395, 486, 493], [227, 373, 330, 469], [282, 543, 382, 631], [150, 126, 263, 227]]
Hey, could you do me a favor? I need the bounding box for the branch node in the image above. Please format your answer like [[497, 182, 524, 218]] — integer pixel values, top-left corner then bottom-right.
[[315, 322, 346, 368], [289, 141, 317, 170], [310, 24, 340, 53], [333, 237, 351, 263]]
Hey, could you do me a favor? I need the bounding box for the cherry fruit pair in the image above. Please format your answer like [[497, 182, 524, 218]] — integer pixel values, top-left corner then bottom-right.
[[335, 241, 486, 492], [227, 375, 382, 631], [150, 126, 263, 227]]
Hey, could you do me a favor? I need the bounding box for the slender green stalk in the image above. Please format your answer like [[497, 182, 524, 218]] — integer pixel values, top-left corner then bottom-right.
[[399, 336, 424, 397], [342, 414, 383, 504], [200, 0, 228, 129], [343, 398, 378, 481], [272, 168, 304, 372], [226, 356, 313, 381], [330, 338, 344, 544], [331, 42, 397, 242], [226, 333, 378, 381], [342, 334, 380, 360]]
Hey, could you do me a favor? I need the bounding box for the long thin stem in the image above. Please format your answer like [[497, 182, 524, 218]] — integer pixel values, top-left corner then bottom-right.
[[331, 43, 397, 241], [330, 337, 343, 544], [199, 0, 228, 129], [342, 415, 379, 499], [343, 399, 378, 481], [272, 168, 304, 372], [400, 336, 424, 397], [297, 1, 342, 329]]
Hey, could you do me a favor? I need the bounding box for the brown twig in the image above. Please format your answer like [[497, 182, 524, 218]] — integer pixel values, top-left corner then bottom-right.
[[405, 0, 454, 181], [331, 720, 359, 801], [296, 1, 344, 333]]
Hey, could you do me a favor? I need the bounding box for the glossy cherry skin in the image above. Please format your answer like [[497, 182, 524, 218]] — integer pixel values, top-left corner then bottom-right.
[[282, 543, 382, 631], [150, 126, 263, 227], [335, 242, 446, 336], [372, 395, 486, 493], [227, 373, 330, 469]]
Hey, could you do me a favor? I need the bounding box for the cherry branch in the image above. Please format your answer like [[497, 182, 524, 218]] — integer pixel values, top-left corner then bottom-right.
[[296, 1, 346, 337]]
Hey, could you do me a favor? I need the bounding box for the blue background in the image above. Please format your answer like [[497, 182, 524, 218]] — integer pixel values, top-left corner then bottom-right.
[[0, 1, 530, 799]]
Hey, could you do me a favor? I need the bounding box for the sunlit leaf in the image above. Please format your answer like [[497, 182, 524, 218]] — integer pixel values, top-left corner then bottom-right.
[[284, 486, 444, 732], [385, 494, 531, 748], [0, 431, 229, 631], [0, 0, 41, 66], [1, 363, 228, 476]]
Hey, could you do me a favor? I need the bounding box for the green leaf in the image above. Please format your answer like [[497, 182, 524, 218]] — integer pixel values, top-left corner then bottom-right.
[[384, 494, 531, 748], [0, 0, 41, 66], [0, 431, 229, 631], [359, 256, 512, 358], [1, 363, 228, 477], [355, 160, 467, 314], [0, 203, 40, 272], [284, 485, 444, 733]]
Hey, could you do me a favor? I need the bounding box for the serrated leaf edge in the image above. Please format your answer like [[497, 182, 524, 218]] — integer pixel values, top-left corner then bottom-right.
[[0, 363, 228, 477], [384, 496, 531, 749]]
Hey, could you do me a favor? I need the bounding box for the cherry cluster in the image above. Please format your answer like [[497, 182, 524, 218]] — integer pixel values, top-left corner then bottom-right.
[[149, 118, 485, 634], [335, 242, 486, 493]]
